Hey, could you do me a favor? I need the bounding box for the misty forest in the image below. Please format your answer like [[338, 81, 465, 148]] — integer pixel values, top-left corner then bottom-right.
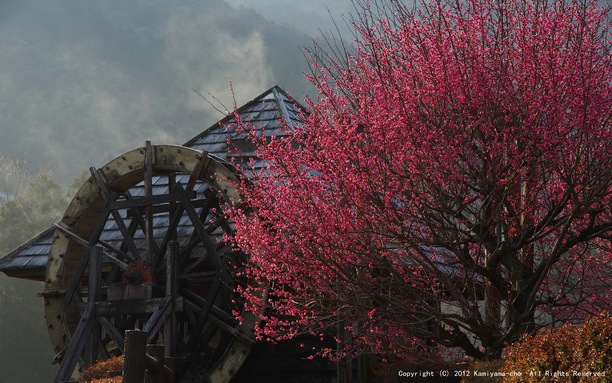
[[0, 1, 353, 381]]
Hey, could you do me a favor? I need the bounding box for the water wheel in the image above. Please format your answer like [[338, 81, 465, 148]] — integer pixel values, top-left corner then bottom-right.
[[43, 143, 258, 382]]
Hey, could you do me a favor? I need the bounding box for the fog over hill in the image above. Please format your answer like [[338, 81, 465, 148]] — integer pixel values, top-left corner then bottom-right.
[[0, 0, 354, 184]]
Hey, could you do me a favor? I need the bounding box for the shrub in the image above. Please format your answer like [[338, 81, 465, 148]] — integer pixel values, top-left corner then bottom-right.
[[461, 358, 504, 383], [500, 312, 612, 382], [80, 356, 123, 382], [90, 378, 122, 383]]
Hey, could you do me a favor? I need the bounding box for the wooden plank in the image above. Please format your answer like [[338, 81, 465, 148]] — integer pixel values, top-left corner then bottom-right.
[[95, 297, 184, 316], [109, 191, 196, 211]]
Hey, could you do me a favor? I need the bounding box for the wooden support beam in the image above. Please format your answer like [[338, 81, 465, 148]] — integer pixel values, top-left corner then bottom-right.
[[85, 247, 103, 366], [108, 190, 196, 211], [164, 242, 178, 359], [144, 141, 155, 265], [53, 303, 96, 383], [53, 223, 129, 268], [95, 297, 183, 316]]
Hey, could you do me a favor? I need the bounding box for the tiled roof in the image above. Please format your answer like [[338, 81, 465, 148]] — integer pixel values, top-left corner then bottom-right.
[[0, 85, 307, 281], [0, 227, 54, 280]]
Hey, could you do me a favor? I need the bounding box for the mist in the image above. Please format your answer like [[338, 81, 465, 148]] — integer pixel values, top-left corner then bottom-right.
[[0, 0, 355, 185]]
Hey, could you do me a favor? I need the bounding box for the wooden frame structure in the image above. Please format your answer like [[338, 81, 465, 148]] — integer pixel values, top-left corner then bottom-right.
[[44, 143, 259, 382]]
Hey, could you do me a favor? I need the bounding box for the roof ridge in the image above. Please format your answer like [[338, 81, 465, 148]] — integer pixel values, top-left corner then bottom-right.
[[183, 85, 307, 148]]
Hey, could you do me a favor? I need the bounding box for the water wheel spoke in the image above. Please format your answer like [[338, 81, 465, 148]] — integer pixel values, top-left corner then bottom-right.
[[179, 271, 217, 284], [97, 316, 125, 353], [90, 167, 141, 262], [142, 296, 175, 344], [53, 303, 96, 383], [108, 209, 141, 262], [181, 241, 227, 275], [64, 198, 114, 305], [153, 184, 204, 270], [182, 283, 221, 350], [53, 223, 131, 268], [174, 187, 218, 272], [178, 185, 231, 284], [121, 191, 162, 261]]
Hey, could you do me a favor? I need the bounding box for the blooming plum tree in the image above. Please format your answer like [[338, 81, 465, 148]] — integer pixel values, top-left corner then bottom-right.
[[230, 0, 612, 360]]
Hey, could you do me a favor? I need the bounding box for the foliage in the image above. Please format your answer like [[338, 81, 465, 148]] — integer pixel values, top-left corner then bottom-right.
[[231, 0, 612, 360], [462, 359, 504, 383], [0, 155, 31, 204], [500, 312, 612, 382], [0, 168, 71, 382], [0, 170, 67, 254], [90, 378, 122, 383], [81, 356, 123, 382]]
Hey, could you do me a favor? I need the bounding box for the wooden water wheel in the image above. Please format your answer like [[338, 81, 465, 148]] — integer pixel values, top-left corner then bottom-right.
[[43, 143, 259, 383]]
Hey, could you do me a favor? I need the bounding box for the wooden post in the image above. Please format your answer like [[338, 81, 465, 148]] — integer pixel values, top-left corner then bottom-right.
[[144, 140, 154, 264], [124, 330, 147, 383], [164, 241, 178, 361], [85, 246, 103, 366]]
